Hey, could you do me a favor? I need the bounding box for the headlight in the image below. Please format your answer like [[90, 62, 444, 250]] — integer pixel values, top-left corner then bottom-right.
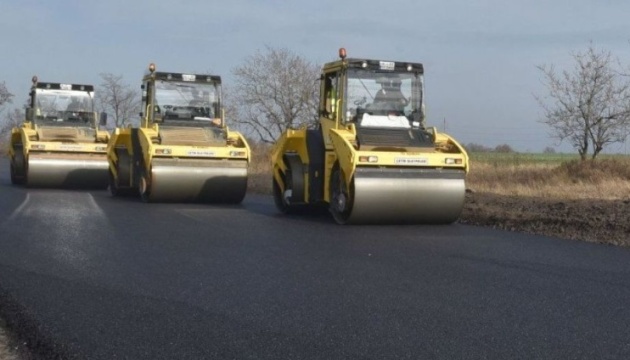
[[229, 151, 246, 157], [358, 156, 378, 163], [445, 158, 463, 165], [155, 148, 172, 155]]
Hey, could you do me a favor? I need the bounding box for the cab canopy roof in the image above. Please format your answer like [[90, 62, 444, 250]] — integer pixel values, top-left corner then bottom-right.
[[33, 82, 95, 92], [325, 58, 424, 74], [145, 71, 221, 84]]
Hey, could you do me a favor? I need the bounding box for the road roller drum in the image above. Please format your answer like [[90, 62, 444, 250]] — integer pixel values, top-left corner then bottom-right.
[[141, 158, 247, 203]]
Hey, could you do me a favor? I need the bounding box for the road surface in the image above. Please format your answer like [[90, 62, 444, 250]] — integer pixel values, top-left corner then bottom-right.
[[0, 158, 629, 359]]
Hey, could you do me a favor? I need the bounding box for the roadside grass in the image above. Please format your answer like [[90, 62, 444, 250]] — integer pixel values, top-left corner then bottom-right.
[[468, 155, 630, 200], [469, 152, 629, 166]]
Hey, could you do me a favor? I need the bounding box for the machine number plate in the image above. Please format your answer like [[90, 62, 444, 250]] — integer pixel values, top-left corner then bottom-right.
[[187, 150, 215, 157], [395, 157, 428, 165], [379, 61, 395, 70], [59, 144, 83, 151], [182, 74, 196, 81]]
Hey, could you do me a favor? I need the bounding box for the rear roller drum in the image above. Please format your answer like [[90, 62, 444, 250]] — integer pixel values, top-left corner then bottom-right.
[[329, 165, 353, 224], [109, 170, 134, 197], [273, 176, 300, 214], [109, 149, 135, 196], [139, 173, 152, 203], [10, 145, 26, 185], [273, 156, 306, 214]]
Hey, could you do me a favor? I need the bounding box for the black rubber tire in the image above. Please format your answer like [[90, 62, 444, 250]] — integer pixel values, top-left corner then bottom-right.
[[10, 145, 26, 185], [109, 170, 125, 196], [273, 177, 292, 213], [272, 169, 304, 214], [109, 148, 137, 197], [329, 164, 353, 225], [109, 169, 135, 197], [139, 173, 151, 203]]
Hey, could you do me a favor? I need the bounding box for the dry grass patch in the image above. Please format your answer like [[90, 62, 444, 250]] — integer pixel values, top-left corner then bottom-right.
[[468, 159, 630, 200]]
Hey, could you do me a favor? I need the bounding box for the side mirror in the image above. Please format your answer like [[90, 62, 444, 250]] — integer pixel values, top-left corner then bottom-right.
[[99, 112, 108, 126]]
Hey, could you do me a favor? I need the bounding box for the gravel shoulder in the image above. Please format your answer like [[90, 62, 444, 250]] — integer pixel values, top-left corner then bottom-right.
[[0, 318, 26, 360]]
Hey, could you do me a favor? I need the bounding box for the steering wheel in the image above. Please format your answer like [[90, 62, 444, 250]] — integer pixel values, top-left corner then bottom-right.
[[354, 96, 367, 106]]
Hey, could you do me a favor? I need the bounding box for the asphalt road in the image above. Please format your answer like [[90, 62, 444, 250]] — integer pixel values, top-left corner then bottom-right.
[[1, 158, 630, 359]]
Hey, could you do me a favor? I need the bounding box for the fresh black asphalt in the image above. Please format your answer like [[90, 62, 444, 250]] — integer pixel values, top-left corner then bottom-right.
[[0, 158, 629, 359]]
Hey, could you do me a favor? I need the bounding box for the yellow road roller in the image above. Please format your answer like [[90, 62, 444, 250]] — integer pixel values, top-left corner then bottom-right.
[[271, 49, 469, 224], [107, 63, 250, 203], [8, 77, 109, 188]]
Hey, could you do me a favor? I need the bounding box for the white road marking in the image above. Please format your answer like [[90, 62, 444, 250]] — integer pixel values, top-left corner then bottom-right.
[[6, 193, 31, 222]]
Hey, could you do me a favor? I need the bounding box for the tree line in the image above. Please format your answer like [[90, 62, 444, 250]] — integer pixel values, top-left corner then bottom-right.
[[2, 44, 630, 160]]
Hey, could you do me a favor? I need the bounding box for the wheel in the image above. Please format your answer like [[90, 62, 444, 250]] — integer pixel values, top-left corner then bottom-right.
[[329, 164, 353, 224], [273, 168, 300, 214], [139, 173, 151, 203], [109, 169, 125, 196], [10, 145, 26, 185], [109, 167, 135, 197], [109, 149, 136, 197]]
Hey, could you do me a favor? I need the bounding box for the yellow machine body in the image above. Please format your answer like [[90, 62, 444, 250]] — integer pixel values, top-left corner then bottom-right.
[[271, 51, 469, 224], [107, 65, 250, 203], [8, 80, 109, 188]]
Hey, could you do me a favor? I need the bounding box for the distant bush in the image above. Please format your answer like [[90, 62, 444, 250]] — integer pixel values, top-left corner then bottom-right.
[[494, 144, 515, 153], [465, 143, 493, 153], [543, 146, 556, 154]]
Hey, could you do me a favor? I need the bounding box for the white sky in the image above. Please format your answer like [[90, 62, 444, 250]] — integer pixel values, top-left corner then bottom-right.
[[2, 0, 630, 152]]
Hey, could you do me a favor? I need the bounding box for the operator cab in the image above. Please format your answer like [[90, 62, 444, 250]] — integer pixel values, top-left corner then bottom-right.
[[321, 54, 426, 130], [142, 65, 223, 129], [320, 51, 431, 149], [346, 64, 425, 129], [29, 78, 96, 128]]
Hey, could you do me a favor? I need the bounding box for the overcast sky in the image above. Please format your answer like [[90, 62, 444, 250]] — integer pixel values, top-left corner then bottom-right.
[[2, 0, 630, 152]]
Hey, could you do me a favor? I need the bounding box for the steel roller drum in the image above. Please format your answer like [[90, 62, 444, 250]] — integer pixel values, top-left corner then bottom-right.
[[27, 153, 109, 188], [147, 158, 248, 203], [346, 167, 466, 224]]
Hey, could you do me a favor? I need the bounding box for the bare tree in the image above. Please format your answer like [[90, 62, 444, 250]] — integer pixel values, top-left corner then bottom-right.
[[535, 44, 630, 160], [0, 82, 15, 151], [231, 46, 320, 144], [0, 81, 13, 109], [0, 109, 23, 152], [96, 73, 140, 127]]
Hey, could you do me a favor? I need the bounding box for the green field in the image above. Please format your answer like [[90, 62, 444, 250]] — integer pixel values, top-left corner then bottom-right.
[[469, 152, 630, 166]]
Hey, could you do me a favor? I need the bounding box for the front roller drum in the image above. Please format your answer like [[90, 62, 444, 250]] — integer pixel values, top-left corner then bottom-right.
[[26, 153, 109, 189], [143, 158, 248, 203], [330, 167, 466, 225]]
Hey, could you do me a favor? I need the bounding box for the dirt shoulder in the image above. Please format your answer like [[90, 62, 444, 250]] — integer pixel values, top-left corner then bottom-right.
[[0, 318, 25, 360], [461, 191, 630, 247]]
